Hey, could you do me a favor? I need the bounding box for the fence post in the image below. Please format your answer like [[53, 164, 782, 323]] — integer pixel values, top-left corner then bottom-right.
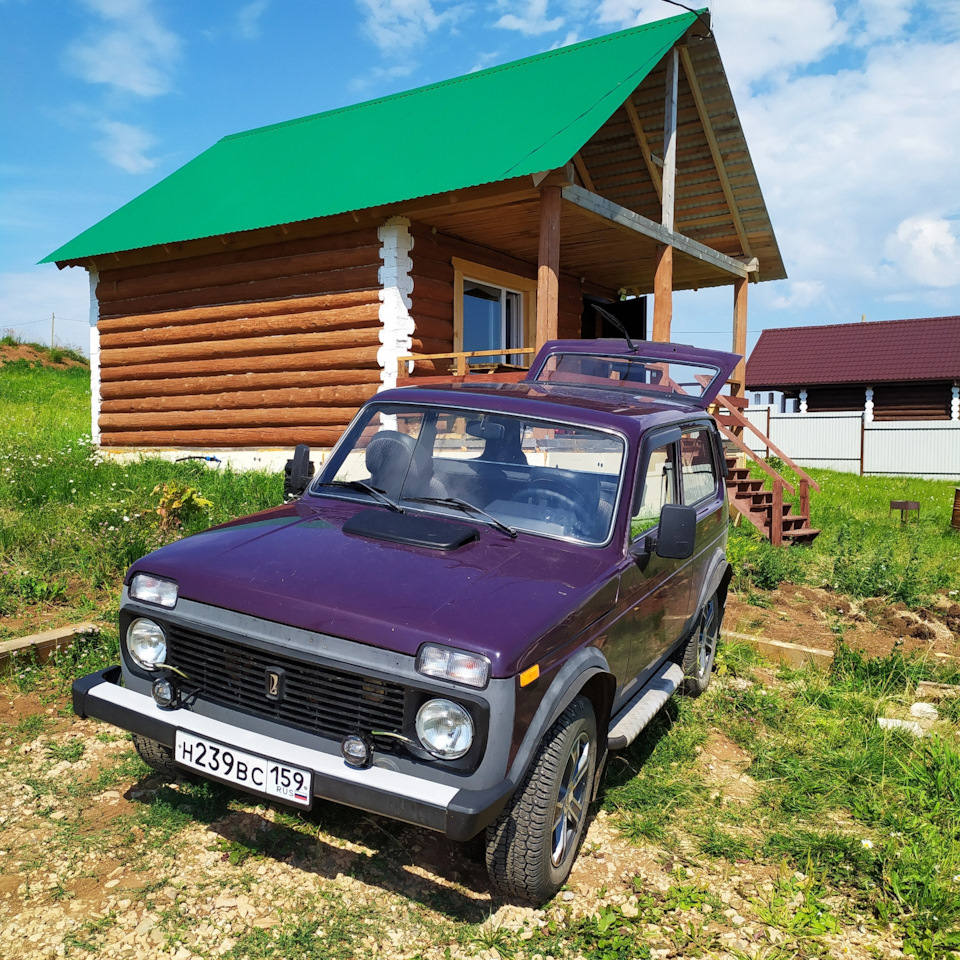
[[771, 479, 783, 547]]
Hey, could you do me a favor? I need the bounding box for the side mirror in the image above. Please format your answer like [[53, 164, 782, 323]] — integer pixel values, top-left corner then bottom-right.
[[654, 503, 697, 559], [283, 444, 315, 501]]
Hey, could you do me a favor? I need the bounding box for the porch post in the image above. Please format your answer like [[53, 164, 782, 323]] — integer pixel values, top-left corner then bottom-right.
[[652, 46, 678, 343], [536, 184, 561, 348], [731, 275, 748, 397]]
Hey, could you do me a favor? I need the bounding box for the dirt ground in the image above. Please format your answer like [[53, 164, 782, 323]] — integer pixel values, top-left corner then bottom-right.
[[0, 342, 87, 368], [727, 583, 960, 661]]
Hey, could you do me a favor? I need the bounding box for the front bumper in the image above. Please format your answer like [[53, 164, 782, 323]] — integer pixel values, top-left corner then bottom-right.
[[73, 667, 514, 841]]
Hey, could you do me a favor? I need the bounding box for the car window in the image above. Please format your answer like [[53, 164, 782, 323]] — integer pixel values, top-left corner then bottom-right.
[[314, 403, 626, 545], [631, 441, 676, 539], [679, 429, 718, 505]]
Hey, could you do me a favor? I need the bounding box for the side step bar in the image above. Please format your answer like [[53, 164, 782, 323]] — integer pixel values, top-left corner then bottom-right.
[[607, 662, 684, 751]]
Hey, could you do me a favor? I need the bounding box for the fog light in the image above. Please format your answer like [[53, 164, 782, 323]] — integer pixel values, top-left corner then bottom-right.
[[151, 677, 176, 708], [341, 734, 372, 768]]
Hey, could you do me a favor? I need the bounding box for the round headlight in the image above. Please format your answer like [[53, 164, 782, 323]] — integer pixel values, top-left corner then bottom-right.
[[415, 698, 474, 760], [126, 618, 167, 671]]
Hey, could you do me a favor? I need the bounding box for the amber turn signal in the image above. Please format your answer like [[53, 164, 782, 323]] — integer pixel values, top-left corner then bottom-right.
[[519, 664, 540, 687]]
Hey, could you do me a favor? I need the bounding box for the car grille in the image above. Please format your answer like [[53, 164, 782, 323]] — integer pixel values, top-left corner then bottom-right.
[[166, 625, 406, 747]]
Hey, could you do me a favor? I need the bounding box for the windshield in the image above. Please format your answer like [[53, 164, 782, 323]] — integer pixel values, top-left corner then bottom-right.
[[312, 403, 626, 545]]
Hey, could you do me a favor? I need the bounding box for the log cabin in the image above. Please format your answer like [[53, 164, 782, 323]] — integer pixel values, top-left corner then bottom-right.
[[746, 316, 960, 421], [44, 9, 786, 469]]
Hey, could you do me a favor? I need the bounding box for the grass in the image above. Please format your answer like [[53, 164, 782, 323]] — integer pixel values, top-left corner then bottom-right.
[[729, 463, 960, 605], [0, 361, 281, 637], [599, 641, 960, 959]]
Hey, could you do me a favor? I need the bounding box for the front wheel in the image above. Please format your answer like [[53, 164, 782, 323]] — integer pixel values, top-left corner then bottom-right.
[[681, 592, 722, 696], [485, 696, 596, 904]]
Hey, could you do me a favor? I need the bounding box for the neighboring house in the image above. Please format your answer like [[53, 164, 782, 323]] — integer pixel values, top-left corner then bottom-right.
[[44, 10, 785, 466], [747, 316, 960, 421], [743, 316, 960, 479]]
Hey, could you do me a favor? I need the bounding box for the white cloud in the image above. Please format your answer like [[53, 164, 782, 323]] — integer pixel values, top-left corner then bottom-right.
[[355, 0, 464, 53], [770, 280, 827, 310], [237, 0, 271, 40], [885, 216, 960, 287], [494, 0, 565, 35], [742, 36, 960, 297], [0, 268, 92, 352], [94, 120, 158, 173], [66, 0, 181, 98]]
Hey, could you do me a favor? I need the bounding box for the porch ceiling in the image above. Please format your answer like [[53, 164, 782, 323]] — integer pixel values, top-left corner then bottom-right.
[[406, 190, 742, 293]]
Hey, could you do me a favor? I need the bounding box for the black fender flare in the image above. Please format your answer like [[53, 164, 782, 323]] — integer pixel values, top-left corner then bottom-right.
[[506, 646, 614, 789], [697, 548, 733, 612]]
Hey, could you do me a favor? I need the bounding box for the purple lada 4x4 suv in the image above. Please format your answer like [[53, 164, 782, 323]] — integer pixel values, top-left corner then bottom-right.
[[74, 338, 737, 903]]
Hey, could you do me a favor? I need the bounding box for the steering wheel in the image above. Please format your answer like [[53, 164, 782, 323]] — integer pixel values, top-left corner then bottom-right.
[[510, 480, 591, 534]]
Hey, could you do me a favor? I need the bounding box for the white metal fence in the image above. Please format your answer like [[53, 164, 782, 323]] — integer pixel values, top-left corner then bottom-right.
[[743, 410, 960, 480]]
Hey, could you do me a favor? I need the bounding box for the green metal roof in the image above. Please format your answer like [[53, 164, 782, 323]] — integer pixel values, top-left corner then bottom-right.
[[43, 11, 696, 265]]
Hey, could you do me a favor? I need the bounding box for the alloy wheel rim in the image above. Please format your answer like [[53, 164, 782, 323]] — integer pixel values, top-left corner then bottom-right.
[[696, 597, 718, 679], [551, 732, 591, 866]]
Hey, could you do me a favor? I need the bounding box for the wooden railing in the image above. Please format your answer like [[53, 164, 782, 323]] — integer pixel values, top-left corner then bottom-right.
[[711, 391, 821, 547], [397, 347, 537, 381]]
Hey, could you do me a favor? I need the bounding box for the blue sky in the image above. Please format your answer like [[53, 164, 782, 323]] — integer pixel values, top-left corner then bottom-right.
[[2, 0, 958, 357]]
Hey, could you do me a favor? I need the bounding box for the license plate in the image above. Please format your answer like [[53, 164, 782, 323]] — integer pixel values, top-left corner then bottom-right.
[[174, 732, 312, 808]]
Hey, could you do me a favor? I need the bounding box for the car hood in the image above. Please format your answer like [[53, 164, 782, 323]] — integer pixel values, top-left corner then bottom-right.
[[127, 501, 614, 677]]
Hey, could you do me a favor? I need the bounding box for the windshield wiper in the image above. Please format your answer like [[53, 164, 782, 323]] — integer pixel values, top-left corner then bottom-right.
[[405, 496, 517, 538], [315, 480, 404, 513]]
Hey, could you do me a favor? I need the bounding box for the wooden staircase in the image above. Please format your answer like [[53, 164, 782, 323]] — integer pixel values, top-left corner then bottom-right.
[[712, 394, 821, 547]]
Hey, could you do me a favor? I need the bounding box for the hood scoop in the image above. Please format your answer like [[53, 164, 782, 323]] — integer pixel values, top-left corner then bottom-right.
[[342, 509, 480, 551]]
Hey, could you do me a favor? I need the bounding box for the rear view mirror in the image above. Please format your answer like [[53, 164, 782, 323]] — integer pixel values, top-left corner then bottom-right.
[[283, 444, 315, 501], [655, 504, 697, 559]]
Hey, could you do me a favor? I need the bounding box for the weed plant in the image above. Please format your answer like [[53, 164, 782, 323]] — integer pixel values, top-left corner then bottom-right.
[[0, 363, 280, 633]]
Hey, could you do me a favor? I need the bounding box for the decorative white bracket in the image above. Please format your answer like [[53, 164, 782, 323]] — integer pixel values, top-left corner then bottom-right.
[[377, 217, 415, 392], [88, 268, 101, 445]]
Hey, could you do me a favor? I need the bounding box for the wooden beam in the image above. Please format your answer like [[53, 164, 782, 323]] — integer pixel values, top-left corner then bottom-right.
[[561, 184, 750, 279], [731, 275, 748, 397], [623, 98, 662, 202], [662, 46, 679, 232], [536, 185, 561, 348], [679, 45, 752, 258], [652, 245, 673, 341], [572, 153, 596, 193]]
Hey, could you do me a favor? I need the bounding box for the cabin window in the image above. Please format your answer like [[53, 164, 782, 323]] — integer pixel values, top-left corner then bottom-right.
[[453, 258, 536, 368]]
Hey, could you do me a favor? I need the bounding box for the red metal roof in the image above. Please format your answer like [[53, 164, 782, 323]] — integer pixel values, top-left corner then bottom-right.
[[746, 316, 960, 389]]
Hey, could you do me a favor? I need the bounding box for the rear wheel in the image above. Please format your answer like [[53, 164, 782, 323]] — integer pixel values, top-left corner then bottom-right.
[[681, 592, 722, 696], [131, 733, 179, 778], [485, 696, 596, 904]]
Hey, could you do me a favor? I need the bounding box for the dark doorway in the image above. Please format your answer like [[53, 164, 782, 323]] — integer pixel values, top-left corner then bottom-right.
[[581, 296, 647, 342]]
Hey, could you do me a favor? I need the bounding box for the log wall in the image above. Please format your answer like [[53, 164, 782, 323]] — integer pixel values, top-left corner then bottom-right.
[[97, 228, 382, 448], [407, 224, 596, 376]]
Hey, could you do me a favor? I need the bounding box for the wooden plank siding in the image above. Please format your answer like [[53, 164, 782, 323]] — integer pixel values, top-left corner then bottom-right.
[[97, 228, 382, 448]]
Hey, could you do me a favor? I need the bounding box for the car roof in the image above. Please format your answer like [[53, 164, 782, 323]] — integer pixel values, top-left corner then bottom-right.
[[375, 379, 711, 440]]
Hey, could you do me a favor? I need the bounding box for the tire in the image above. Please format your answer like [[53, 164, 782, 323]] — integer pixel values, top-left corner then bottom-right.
[[131, 733, 180, 778], [681, 592, 722, 696], [485, 696, 596, 904]]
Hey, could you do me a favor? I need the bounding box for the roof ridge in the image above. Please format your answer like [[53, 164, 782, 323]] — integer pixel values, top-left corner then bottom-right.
[[221, 10, 696, 144], [760, 315, 960, 335]]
